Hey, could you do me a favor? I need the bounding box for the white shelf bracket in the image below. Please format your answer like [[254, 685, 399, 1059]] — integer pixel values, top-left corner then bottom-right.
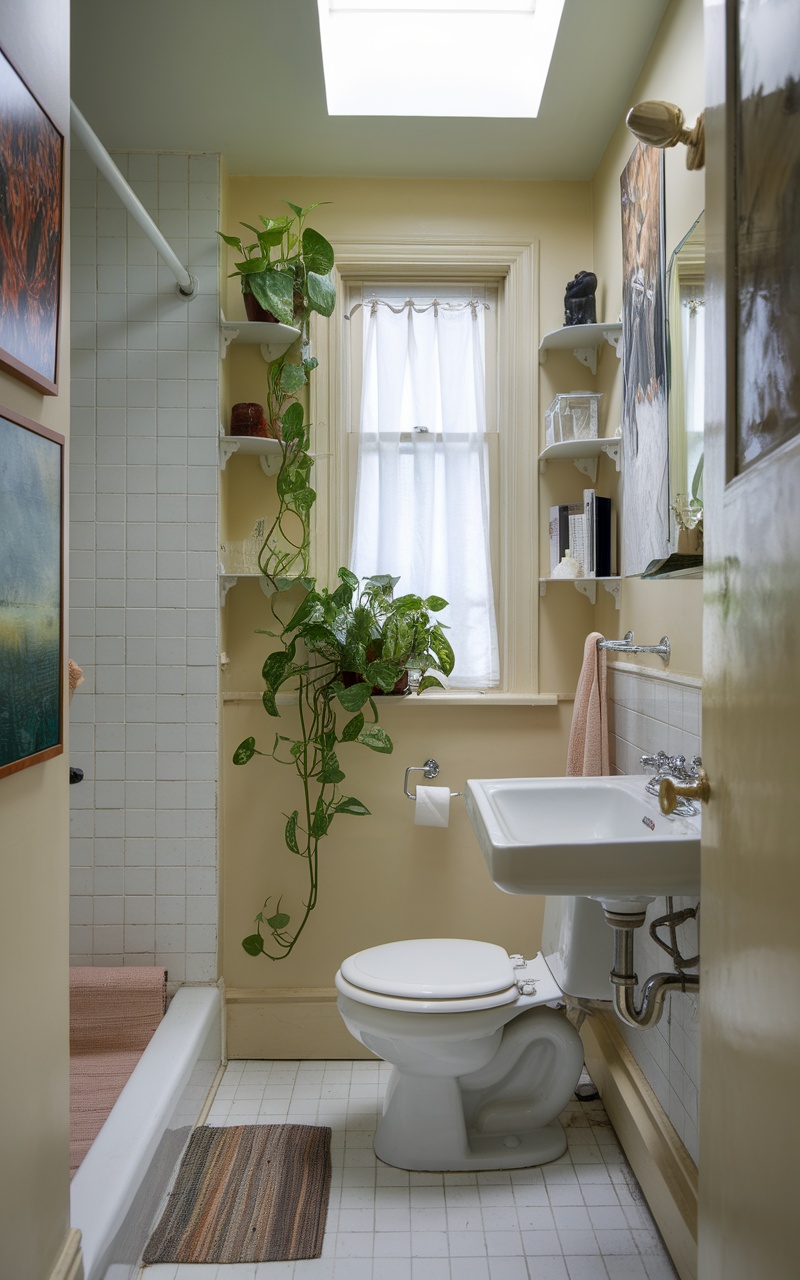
[[573, 455, 598, 481], [601, 439, 622, 472], [218, 437, 239, 470], [605, 327, 623, 358], [571, 346, 598, 374], [259, 450, 282, 476], [219, 574, 237, 606], [220, 326, 238, 359], [573, 580, 597, 604], [602, 579, 622, 610]]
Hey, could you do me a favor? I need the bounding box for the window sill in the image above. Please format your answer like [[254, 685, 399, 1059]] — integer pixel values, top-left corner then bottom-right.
[[222, 690, 560, 707]]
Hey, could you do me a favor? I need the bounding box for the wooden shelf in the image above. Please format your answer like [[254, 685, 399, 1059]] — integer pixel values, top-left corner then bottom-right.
[[538, 322, 623, 374]]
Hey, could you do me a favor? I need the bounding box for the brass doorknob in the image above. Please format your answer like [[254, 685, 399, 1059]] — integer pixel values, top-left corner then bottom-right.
[[659, 767, 711, 815]]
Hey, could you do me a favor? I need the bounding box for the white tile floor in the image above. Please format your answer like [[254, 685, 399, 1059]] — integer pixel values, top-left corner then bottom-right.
[[141, 1059, 680, 1280]]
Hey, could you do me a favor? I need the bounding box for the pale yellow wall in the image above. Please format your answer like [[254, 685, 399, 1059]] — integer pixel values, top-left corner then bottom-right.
[[0, 1, 74, 1277], [220, 177, 593, 1048], [591, 0, 705, 676]]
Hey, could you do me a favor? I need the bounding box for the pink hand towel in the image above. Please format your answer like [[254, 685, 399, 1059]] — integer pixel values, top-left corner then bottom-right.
[[566, 632, 610, 776]]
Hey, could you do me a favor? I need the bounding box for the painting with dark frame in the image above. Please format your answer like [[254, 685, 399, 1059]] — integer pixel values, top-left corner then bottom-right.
[[734, 0, 800, 471], [0, 405, 64, 779], [0, 45, 64, 395], [619, 141, 669, 576]]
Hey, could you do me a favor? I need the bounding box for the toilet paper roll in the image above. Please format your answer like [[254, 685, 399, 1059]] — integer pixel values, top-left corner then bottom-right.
[[414, 784, 451, 827]]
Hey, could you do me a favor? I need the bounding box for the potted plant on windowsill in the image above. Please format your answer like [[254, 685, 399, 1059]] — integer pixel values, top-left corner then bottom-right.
[[218, 201, 335, 330], [233, 569, 455, 961]]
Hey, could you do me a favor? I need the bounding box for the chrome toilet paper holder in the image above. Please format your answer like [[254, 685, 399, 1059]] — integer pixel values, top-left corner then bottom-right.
[[403, 758, 463, 800]]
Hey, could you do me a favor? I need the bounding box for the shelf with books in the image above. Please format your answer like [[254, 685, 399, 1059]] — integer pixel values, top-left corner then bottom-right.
[[538, 577, 622, 609], [538, 435, 622, 482]]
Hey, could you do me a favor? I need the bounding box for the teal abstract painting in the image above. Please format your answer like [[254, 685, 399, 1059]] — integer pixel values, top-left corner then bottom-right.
[[0, 407, 63, 778]]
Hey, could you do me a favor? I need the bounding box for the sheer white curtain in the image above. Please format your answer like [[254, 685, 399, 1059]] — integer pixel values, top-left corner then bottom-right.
[[350, 297, 499, 688]]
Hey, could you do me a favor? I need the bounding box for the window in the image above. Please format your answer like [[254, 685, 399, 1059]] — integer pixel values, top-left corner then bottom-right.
[[310, 238, 543, 702], [348, 286, 499, 688]]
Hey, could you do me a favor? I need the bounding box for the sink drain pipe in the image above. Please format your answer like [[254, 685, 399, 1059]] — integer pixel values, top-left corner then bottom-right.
[[604, 906, 700, 1029]]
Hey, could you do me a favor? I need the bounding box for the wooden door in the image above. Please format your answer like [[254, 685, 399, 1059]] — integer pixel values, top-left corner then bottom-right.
[[700, 1, 800, 1276]]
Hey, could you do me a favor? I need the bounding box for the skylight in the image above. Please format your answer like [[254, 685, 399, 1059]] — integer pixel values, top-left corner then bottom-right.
[[316, 0, 566, 118]]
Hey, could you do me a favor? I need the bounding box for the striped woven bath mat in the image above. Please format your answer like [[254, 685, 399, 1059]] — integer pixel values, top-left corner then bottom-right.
[[142, 1124, 332, 1264]]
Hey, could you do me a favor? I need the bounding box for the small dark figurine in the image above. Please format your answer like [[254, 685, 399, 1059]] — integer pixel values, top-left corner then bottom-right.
[[564, 270, 598, 326]]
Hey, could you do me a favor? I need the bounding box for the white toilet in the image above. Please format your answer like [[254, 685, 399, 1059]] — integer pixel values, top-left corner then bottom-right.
[[335, 896, 614, 1171]]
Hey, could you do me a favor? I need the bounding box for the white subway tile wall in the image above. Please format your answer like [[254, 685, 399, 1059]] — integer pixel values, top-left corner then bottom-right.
[[68, 146, 220, 984], [607, 663, 701, 1166]]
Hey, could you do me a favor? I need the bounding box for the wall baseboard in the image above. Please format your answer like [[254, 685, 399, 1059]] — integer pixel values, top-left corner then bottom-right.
[[226, 987, 373, 1059], [47, 1229, 83, 1280], [580, 1012, 698, 1280]]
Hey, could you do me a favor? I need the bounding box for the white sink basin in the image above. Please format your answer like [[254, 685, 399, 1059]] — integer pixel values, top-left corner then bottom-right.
[[465, 775, 700, 900]]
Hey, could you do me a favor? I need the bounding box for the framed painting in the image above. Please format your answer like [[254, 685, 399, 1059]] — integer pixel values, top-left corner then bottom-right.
[[0, 405, 64, 779], [619, 141, 669, 575], [0, 45, 64, 395]]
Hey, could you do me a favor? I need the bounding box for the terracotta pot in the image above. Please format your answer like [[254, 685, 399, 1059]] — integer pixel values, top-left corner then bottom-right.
[[243, 289, 279, 324], [230, 402, 268, 437]]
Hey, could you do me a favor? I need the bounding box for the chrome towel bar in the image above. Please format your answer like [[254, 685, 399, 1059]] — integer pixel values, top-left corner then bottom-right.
[[598, 631, 670, 664]]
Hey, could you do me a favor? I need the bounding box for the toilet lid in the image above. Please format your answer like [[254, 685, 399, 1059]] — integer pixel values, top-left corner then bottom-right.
[[339, 938, 516, 1000]]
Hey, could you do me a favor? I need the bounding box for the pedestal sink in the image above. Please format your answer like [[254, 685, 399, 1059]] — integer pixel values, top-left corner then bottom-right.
[[464, 775, 700, 903]]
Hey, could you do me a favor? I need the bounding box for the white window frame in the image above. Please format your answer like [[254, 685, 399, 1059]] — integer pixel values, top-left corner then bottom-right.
[[310, 238, 550, 704]]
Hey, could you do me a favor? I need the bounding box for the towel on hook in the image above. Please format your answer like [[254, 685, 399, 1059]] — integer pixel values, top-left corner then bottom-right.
[[566, 632, 609, 776]]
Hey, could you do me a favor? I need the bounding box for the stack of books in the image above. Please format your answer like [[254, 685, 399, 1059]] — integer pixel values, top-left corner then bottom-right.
[[549, 489, 614, 577]]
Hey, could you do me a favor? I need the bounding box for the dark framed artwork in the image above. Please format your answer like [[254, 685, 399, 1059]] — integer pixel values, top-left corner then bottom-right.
[[0, 405, 64, 779], [620, 142, 669, 575], [734, 0, 800, 472], [0, 45, 64, 395]]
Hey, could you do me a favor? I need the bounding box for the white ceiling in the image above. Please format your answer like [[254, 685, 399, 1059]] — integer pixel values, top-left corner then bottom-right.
[[70, 0, 669, 181]]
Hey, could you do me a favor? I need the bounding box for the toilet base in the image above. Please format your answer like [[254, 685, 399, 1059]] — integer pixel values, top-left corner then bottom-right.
[[373, 1007, 580, 1172]]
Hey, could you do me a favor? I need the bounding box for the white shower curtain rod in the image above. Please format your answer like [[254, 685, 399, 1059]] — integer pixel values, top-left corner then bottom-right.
[[70, 102, 198, 300]]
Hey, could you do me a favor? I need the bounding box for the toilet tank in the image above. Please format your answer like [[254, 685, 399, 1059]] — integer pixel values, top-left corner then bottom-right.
[[541, 896, 615, 1002]]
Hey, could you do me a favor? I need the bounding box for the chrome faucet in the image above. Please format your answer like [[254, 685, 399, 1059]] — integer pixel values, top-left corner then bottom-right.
[[641, 752, 703, 816]]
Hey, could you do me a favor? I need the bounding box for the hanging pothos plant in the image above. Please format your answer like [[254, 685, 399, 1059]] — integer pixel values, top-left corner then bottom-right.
[[234, 571, 455, 960], [222, 202, 455, 960]]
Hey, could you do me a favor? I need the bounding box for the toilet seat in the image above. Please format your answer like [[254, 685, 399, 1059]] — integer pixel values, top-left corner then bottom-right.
[[336, 938, 521, 1013]]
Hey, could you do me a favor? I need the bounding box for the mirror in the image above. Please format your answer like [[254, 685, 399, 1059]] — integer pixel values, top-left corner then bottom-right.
[[667, 211, 705, 550]]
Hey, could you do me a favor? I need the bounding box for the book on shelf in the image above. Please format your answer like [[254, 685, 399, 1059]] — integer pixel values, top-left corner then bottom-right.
[[549, 492, 614, 577], [549, 503, 583, 573], [582, 488, 614, 578]]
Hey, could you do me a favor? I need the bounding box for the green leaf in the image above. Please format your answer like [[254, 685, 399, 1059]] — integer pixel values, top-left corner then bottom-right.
[[334, 680, 373, 712], [430, 624, 456, 676], [311, 798, 331, 838], [334, 796, 371, 816], [242, 933, 265, 956], [266, 910, 291, 930], [306, 271, 336, 317], [233, 737, 256, 765], [339, 711, 365, 742], [393, 594, 424, 612], [357, 725, 394, 754], [285, 811, 300, 854], [417, 675, 445, 693], [282, 401, 304, 436], [301, 227, 335, 275], [217, 232, 244, 251], [424, 595, 449, 612], [365, 660, 402, 692], [318, 754, 345, 784], [262, 689, 279, 717], [338, 567, 359, 591], [292, 485, 316, 514], [279, 362, 308, 394], [262, 650, 292, 690], [248, 266, 295, 324], [284, 591, 320, 633]]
